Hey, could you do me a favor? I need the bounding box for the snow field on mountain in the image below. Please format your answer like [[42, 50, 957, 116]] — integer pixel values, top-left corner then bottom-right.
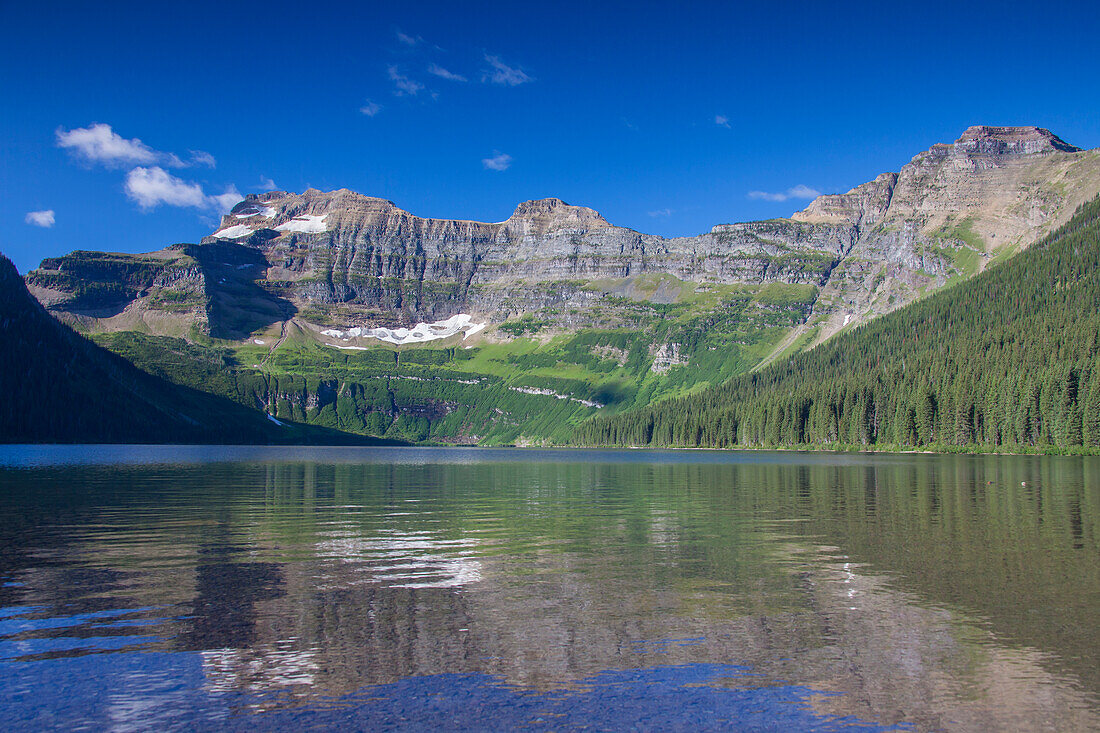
[[322, 314, 486, 345]]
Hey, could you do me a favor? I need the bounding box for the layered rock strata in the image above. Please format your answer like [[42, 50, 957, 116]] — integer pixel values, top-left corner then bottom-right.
[[27, 127, 1100, 344]]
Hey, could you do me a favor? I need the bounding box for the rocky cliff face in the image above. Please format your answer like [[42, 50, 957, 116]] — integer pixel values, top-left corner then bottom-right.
[[27, 127, 1100, 350], [801, 127, 1086, 233], [789, 125, 1098, 342], [189, 188, 845, 327]]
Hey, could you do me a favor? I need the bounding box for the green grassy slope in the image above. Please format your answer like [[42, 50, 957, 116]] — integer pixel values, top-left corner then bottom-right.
[[93, 279, 819, 444], [574, 196, 1100, 452]]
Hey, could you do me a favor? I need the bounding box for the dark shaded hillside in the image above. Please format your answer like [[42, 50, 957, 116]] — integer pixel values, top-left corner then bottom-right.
[[0, 254, 391, 445], [575, 196, 1100, 452]]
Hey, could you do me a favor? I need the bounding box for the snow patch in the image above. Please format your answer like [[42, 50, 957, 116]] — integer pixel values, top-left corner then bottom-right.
[[322, 314, 486, 345], [266, 414, 285, 426], [509, 385, 603, 409], [212, 224, 255, 239], [843, 314, 852, 326], [275, 214, 329, 234], [234, 205, 277, 219], [253, 339, 265, 345], [388, 374, 482, 386]]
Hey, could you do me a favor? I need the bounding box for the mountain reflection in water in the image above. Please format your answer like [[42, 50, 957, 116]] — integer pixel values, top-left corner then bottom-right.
[[0, 447, 1097, 731]]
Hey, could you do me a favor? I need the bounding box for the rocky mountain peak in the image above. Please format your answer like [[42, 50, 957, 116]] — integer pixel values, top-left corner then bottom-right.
[[952, 125, 1081, 155], [209, 189, 408, 242], [504, 198, 611, 236], [211, 191, 616, 243], [793, 126, 1088, 227], [284, 188, 399, 212], [791, 172, 898, 226]]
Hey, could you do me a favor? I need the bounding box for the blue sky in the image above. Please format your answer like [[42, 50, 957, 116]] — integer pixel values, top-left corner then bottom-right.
[[3, 0, 1099, 273]]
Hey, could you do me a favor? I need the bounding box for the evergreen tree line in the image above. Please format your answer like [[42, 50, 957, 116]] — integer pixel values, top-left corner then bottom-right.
[[574, 196, 1100, 451]]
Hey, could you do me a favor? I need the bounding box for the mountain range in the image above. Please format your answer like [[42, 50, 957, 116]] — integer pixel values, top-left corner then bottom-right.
[[9, 126, 1100, 446]]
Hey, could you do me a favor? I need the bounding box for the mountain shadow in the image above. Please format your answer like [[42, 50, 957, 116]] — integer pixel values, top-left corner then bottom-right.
[[0, 253, 396, 446], [185, 240, 297, 340]]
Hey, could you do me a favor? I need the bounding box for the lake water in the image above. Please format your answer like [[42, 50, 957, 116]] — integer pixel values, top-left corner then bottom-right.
[[0, 446, 1097, 731]]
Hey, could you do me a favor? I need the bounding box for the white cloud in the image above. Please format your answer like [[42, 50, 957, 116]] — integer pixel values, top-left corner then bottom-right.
[[715, 115, 730, 129], [25, 210, 55, 227], [125, 167, 206, 209], [482, 151, 512, 171], [388, 65, 424, 96], [188, 150, 217, 168], [482, 55, 532, 86], [257, 176, 278, 191], [748, 184, 822, 202], [360, 99, 382, 116], [124, 166, 240, 212], [396, 30, 420, 46], [428, 63, 467, 82], [647, 208, 672, 218], [786, 184, 821, 198], [56, 123, 216, 169], [748, 191, 787, 202], [56, 123, 157, 167], [208, 186, 243, 214]]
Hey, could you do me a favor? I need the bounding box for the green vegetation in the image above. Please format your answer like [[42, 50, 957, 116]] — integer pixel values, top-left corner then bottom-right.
[[940, 216, 984, 251], [147, 288, 205, 312], [498, 315, 550, 336], [94, 278, 820, 445], [26, 250, 195, 312], [927, 216, 986, 288], [574, 196, 1100, 452]]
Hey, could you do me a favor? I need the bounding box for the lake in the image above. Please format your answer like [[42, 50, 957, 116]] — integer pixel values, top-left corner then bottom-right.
[[0, 446, 1097, 731]]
